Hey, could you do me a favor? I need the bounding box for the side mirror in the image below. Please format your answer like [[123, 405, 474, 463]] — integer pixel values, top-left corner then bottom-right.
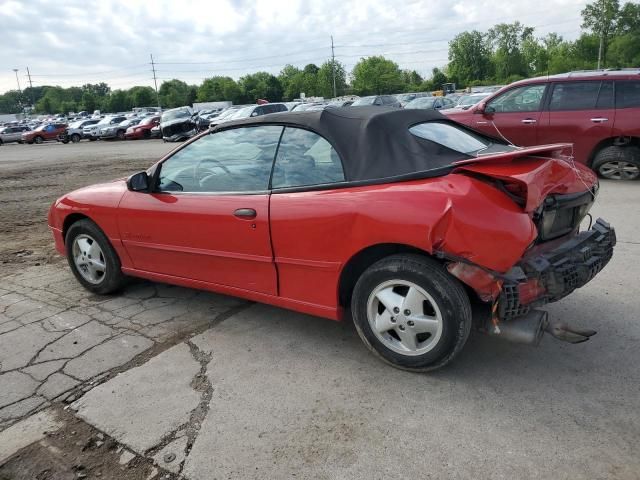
[[127, 171, 150, 192]]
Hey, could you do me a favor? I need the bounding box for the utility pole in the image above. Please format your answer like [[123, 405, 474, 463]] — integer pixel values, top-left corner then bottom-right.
[[597, 0, 604, 69], [12, 69, 22, 94], [25, 67, 34, 110], [331, 36, 337, 98], [150, 53, 161, 108]]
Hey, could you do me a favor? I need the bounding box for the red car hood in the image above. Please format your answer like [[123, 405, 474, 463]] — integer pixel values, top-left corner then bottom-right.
[[453, 144, 597, 212]]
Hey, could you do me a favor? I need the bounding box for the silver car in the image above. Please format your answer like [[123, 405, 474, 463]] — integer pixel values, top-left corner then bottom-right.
[[83, 115, 126, 140], [0, 125, 30, 145], [66, 119, 99, 143]]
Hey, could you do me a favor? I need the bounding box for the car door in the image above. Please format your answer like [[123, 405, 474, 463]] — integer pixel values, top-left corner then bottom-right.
[[269, 127, 349, 309], [118, 125, 283, 295], [474, 83, 547, 146], [537, 80, 614, 163]]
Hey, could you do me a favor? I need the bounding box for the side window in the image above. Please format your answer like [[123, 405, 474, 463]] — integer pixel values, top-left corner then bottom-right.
[[252, 106, 265, 116], [373, 97, 383, 106], [157, 126, 283, 193], [616, 81, 640, 109], [596, 81, 614, 109], [549, 81, 602, 111], [487, 84, 546, 113], [272, 127, 345, 189]]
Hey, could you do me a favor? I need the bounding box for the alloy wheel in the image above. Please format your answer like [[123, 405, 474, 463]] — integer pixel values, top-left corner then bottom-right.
[[598, 161, 640, 180], [366, 279, 443, 356], [72, 234, 106, 284]]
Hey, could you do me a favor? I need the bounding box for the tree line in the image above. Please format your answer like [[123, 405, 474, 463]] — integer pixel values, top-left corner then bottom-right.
[[0, 0, 637, 115]]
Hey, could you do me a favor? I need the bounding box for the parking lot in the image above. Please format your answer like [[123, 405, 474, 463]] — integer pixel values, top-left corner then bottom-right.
[[1, 141, 639, 479]]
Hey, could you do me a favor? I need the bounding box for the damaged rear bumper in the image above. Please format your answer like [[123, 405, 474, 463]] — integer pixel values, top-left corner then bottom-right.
[[448, 218, 615, 344], [498, 218, 615, 320]]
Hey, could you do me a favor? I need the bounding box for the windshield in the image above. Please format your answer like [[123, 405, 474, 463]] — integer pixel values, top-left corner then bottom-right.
[[162, 109, 191, 121], [409, 121, 491, 155], [457, 93, 489, 106], [405, 98, 436, 109], [351, 96, 376, 106], [140, 116, 157, 125], [230, 107, 253, 119], [97, 117, 114, 125], [70, 121, 84, 128], [34, 125, 46, 131]]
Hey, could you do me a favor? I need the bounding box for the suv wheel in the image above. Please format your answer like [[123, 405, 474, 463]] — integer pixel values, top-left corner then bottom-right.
[[70, 133, 81, 143], [593, 146, 640, 181], [34, 136, 44, 144], [351, 254, 472, 372]]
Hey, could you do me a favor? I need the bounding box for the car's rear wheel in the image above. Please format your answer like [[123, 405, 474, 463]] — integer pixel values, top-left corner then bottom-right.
[[143, 130, 151, 139], [34, 136, 44, 144], [70, 133, 81, 143], [351, 254, 472, 372], [65, 219, 126, 295], [117, 130, 125, 140], [593, 146, 640, 181]]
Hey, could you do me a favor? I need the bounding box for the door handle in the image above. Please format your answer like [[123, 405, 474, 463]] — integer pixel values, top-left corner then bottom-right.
[[590, 118, 608, 123], [521, 118, 537, 124], [234, 208, 257, 219]]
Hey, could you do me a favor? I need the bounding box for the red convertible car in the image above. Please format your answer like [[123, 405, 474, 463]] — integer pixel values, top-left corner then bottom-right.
[[48, 107, 615, 371]]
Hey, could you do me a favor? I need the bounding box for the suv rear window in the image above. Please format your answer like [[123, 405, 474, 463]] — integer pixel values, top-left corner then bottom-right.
[[549, 82, 605, 110], [409, 122, 490, 155], [616, 81, 640, 109]]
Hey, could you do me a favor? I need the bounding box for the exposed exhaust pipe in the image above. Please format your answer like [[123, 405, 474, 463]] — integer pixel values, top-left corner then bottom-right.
[[487, 310, 548, 345], [487, 310, 597, 345]]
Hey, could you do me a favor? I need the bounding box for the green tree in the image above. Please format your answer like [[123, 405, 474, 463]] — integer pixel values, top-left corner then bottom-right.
[[128, 86, 156, 107], [581, 0, 620, 66], [447, 30, 494, 86], [159, 79, 192, 108], [400, 70, 424, 91], [196, 76, 242, 103], [488, 22, 534, 81], [351, 56, 404, 95], [421, 67, 449, 92], [238, 72, 283, 102], [317, 60, 347, 98], [104, 90, 131, 112], [278, 65, 305, 100]]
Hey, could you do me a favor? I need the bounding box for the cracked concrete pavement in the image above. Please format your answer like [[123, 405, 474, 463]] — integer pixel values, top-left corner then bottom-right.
[[0, 265, 245, 431]]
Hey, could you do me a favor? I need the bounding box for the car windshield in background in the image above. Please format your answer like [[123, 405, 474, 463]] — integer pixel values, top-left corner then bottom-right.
[[140, 117, 156, 125], [409, 122, 492, 155], [351, 96, 375, 106], [405, 98, 436, 109], [163, 109, 191, 121]]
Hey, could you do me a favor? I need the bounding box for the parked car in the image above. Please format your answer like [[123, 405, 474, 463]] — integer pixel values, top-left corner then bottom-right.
[[83, 116, 126, 141], [405, 96, 456, 111], [62, 119, 100, 143], [231, 103, 289, 119], [290, 102, 326, 112], [444, 70, 640, 180], [208, 106, 246, 127], [396, 92, 431, 107], [48, 107, 614, 371], [160, 107, 197, 142], [125, 116, 161, 140], [0, 125, 30, 145], [150, 124, 161, 139], [327, 100, 354, 108], [22, 123, 67, 144], [100, 118, 141, 140], [451, 92, 492, 110], [351, 95, 402, 108]]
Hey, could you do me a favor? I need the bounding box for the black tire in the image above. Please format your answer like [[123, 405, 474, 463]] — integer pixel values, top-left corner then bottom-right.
[[65, 219, 126, 295], [351, 254, 472, 372], [117, 130, 125, 140], [34, 136, 44, 144], [0, 139, 3, 145], [88, 137, 96, 141], [592, 145, 640, 181], [143, 130, 151, 139], [71, 133, 81, 143]]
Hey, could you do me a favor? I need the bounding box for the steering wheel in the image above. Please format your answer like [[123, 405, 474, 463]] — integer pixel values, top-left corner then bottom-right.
[[194, 157, 230, 182]]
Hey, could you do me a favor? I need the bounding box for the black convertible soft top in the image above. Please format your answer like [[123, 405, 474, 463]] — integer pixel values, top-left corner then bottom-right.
[[216, 106, 501, 183]]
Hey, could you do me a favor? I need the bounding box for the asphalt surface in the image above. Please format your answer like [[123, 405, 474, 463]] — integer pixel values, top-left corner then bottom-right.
[[0, 140, 639, 479]]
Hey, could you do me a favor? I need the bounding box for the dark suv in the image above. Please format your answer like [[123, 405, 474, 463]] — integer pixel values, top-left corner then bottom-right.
[[445, 70, 640, 180]]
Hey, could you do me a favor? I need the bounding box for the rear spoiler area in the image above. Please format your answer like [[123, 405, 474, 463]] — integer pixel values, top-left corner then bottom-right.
[[451, 143, 597, 212]]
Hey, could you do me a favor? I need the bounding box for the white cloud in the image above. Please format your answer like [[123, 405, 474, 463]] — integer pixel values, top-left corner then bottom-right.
[[0, 0, 590, 95]]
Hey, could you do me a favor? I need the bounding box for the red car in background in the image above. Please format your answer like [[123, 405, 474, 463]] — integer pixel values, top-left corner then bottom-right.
[[444, 70, 640, 180], [48, 108, 614, 371], [125, 116, 160, 140], [22, 123, 67, 144]]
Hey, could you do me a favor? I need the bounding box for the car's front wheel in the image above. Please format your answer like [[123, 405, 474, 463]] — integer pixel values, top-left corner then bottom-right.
[[65, 219, 126, 295], [70, 133, 81, 143], [351, 254, 471, 372]]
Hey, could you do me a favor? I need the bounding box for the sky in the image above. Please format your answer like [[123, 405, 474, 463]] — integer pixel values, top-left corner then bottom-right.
[[0, 0, 591, 95]]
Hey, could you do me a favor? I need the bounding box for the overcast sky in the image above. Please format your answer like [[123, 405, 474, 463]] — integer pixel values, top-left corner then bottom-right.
[[0, 0, 591, 94]]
